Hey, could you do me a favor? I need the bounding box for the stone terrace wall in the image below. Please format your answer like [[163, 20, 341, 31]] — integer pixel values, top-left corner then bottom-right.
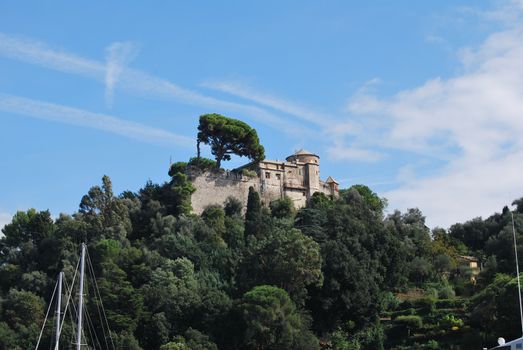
[[189, 170, 260, 215]]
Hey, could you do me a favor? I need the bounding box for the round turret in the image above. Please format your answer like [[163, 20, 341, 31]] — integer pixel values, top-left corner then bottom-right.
[[285, 149, 320, 165]]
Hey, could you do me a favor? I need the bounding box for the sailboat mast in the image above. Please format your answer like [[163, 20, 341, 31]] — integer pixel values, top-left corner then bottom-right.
[[76, 243, 86, 350], [54, 271, 63, 350], [511, 212, 523, 336]]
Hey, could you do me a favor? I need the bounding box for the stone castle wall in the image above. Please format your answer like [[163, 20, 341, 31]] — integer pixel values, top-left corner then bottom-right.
[[188, 151, 338, 214], [189, 170, 335, 215], [189, 170, 260, 215]]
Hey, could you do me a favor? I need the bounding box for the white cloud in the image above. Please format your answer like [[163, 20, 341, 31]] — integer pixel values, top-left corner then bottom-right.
[[326, 139, 383, 162], [426, 35, 446, 45], [0, 33, 105, 79], [202, 80, 333, 125], [383, 150, 523, 228], [105, 42, 137, 107], [478, 0, 523, 24], [0, 33, 306, 134], [0, 93, 193, 147], [119, 70, 308, 133], [342, 7, 523, 228]]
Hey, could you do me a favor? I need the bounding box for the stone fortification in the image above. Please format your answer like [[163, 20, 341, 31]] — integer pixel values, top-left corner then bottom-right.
[[189, 170, 260, 215], [189, 149, 339, 214]]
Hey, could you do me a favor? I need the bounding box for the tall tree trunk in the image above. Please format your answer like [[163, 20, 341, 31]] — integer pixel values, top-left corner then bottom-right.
[[216, 149, 224, 168], [196, 140, 201, 158]]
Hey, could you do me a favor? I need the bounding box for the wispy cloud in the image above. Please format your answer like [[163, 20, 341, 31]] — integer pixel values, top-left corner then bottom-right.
[[466, 0, 523, 25], [339, 4, 523, 227], [425, 34, 446, 45], [0, 33, 105, 79], [201, 80, 372, 159], [326, 139, 383, 162], [119, 70, 308, 133], [105, 41, 137, 107], [202, 80, 333, 125], [0, 93, 193, 147], [0, 33, 307, 134]]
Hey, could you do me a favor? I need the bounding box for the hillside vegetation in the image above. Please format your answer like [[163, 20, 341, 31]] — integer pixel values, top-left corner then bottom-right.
[[2, 170, 523, 349]]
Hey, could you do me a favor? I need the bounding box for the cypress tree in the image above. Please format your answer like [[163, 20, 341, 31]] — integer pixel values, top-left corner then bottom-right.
[[245, 186, 261, 237]]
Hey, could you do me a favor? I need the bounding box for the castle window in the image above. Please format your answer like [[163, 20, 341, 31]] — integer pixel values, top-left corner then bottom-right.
[[265, 172, 271, 179], [276, 174, 281, 180]]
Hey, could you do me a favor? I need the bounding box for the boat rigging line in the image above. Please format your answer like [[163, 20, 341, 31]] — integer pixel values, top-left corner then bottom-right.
[[34, 243, 115, 350]]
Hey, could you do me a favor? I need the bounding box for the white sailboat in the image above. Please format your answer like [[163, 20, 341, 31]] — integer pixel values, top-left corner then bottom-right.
[[34, 243, 114, 349], [487, 336, 523, 350]]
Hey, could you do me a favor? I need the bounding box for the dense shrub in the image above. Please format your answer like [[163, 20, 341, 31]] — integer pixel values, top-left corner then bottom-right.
[[188, 157, 217, 171]]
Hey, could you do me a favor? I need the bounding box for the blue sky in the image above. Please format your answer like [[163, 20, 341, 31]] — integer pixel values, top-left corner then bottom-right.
[[1, 0, 523, 229]]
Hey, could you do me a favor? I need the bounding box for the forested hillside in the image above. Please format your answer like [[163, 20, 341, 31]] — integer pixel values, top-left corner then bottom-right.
[[2, 170, 523, 349]]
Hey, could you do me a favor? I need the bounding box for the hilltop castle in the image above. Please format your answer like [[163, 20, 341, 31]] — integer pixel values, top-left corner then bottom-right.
[[189, 149, 339, 214]]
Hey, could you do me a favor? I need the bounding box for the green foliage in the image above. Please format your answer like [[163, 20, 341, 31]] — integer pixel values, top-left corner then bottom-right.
[[237, 285, 317, 350], [0, 322, 18, 349], [328, 322, 385, 350], [3, 289, 44, 329], [169, 162, 188, 177], [306, 189, 407, 331], [269, 196, 295, 219], [240, 168, 257, 177], [224, 196, 242, 217], [114, 331, 144, 350], [440, 314, 464, 329], [160, 341, 189, 350], [197, 113, 265, 168], [408, 257, 433, 284], [437, 284, 456, 299], [239, 227, 323, 304], [349, 184, 387, 213], [1, 208, 53, 246], [244, 186, 262, 237], [433, 253, 454, 274], [201, 205, 226, 237], [411, 297, 436, 315], [169, 171, 196, 216], [381, 292, 400, 311], [309, 192, 333, 210], [184, 328, 218, 350], [78, 175, 133, 240], [96, 258, 144, 333], [188, 157, 217, 171], [468, 274, 522, 342], [395, 315, 422, 333], [434, 298, 465, 309], [295, 207, 328, 243]]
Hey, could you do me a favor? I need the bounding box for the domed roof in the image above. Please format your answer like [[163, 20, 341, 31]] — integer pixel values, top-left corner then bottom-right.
[[285, 149, 320, 162], [293, 149, 317, 156]]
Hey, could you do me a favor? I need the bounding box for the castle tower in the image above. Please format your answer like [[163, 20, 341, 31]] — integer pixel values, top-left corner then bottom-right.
[[325, 176, 339, 197], [286, 149, 320, 198]]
